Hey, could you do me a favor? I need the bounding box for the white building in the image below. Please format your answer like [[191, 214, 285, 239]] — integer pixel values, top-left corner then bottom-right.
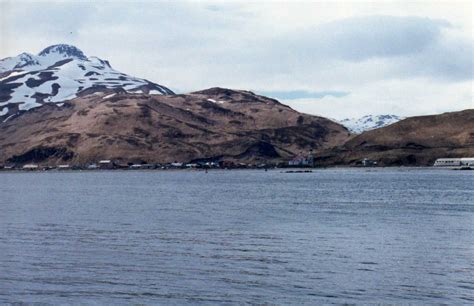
[[433, 158, 474, 168], [434, 158, 461, 167], [23, 164, 39, 170], [87, 163, 98, 170], [98, 160, 115, 169]]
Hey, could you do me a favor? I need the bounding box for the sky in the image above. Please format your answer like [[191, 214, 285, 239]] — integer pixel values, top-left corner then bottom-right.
[[0, 0, 472, 119]]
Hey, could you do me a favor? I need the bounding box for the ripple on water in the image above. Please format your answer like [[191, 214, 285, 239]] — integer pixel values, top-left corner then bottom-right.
[[0, 169, 472, 304]]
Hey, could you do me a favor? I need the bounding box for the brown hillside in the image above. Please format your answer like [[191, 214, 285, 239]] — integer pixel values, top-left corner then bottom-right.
[[0, 88, 350, 166], [318, 109, 474, 166]]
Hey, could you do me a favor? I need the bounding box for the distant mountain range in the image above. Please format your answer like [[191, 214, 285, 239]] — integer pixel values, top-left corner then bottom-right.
[[0, 44, 472, 167], [0, 44, 173, 120], [338, 114, 403, 133]]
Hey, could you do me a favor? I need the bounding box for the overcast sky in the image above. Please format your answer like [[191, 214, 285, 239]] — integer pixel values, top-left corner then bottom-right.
[[0, 0, 472, 119]]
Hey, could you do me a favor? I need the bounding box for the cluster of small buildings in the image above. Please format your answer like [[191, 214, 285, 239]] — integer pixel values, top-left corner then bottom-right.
[[288, 150, 315, 167], [1, 160, 119, 171], [4, 156, 473, 171], [0, 159, 276, 171], [1, 148, 319, 171]]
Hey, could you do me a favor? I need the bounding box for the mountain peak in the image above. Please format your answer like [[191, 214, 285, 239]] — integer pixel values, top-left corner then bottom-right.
[[38, 44, 87, 60], [192, 87, 242, 96], [0, 44, 174, 116], [339, 114, 403, 134]]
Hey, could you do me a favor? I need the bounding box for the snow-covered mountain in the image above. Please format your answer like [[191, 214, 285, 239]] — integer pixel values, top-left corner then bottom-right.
[[339, 114, 403, 133], [0, 44, 173, 118]]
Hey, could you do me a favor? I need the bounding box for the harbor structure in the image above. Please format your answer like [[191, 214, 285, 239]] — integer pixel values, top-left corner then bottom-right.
[[433, 157, 474, 169]]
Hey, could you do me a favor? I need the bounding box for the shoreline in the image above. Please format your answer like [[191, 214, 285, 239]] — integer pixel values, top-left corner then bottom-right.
[[0, 166, 468, 173]]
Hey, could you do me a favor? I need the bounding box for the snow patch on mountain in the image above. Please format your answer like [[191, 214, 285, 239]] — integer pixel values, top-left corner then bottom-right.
[[0, 53, 40, 72], [0, 44, 174, 119], [339, 114, 403, 133]]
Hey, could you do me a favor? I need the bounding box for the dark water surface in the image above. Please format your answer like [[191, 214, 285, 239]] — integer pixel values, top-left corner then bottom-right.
[[0, 169, 473, 304]]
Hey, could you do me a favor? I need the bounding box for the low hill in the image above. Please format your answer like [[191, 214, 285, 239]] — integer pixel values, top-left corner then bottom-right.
[[319, 109, 474, 166], [0, 88, 350, 166]]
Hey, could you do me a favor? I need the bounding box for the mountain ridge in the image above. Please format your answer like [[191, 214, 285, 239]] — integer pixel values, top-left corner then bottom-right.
[[0, 44, 173, 121], [0, 88, 351, 166], [1, 44, 471, 167]]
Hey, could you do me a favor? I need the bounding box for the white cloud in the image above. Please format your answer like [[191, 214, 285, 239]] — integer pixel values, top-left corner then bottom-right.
[[0, 0, 472, 118], [284, 79, 473, 119]]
